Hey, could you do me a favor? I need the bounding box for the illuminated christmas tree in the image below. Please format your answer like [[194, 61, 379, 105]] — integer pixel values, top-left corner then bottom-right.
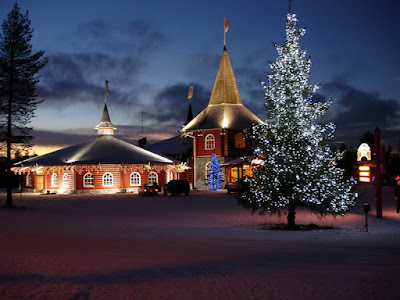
[[207, 153, 223, 190], [239, 13, 357, 228]]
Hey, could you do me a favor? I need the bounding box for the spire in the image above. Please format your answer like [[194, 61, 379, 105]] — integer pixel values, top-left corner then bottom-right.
[[95, 102, 117, 135], [184, 101, 194, 126], [208, 47, 243, 105]]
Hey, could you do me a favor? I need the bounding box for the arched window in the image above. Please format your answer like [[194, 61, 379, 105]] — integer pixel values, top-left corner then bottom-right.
[[62, 173, 69, 187], [130, 172, 141, 186], [205, 134, 215, 150], [102, 173, 113, 187], [84, 173, 94, 187], [26, 174, 32, 186], [51, 173, 58, 187], [235, 132, 246, 148], [148, 172, 158, 184]]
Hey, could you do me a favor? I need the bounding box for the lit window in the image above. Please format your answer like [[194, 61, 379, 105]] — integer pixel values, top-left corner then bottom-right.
[[84, 173, 94, 187], [102, 173, 113, 187], [51, 173, 58, 187], [148, 172, 158, 184], [130, 172, 141, 186], [62, 173, 69, 187], [235, 132, 246, 148], [205, 134, 215, 150], [26, 174, 32, 186]]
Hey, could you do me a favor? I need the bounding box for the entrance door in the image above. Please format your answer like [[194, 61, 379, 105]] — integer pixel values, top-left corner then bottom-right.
[[36, 175, 44, 192]]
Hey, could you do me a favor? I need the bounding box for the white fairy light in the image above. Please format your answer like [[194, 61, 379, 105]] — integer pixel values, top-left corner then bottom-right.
[[238, 13, 357, 226]]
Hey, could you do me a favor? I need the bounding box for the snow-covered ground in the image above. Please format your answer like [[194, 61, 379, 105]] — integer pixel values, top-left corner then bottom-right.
[[1, 186, 399, 300]]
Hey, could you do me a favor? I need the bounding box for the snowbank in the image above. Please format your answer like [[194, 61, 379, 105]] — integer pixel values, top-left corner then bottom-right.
[[0, 186, 399, 299]]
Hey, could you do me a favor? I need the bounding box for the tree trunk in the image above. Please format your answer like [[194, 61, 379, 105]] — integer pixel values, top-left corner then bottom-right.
[[287, 200, 296, 228], [6, 62, 14, 208]]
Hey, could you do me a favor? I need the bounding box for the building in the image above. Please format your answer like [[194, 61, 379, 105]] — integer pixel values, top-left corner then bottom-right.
[[181, 46, 262, 189], [12, 102, 178, 194]]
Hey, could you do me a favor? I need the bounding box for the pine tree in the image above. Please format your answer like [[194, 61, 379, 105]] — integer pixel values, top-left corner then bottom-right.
[[0, 3, 48, 207], [207, 153, 223, 190], [239, 13, 357, 228]]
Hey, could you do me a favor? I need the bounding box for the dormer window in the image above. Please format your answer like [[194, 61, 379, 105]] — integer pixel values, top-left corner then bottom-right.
[[205, 134, 215, 150]]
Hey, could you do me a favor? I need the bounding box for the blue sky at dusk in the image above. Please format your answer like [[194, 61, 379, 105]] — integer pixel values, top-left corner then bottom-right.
[[1, 0, 399, 154]]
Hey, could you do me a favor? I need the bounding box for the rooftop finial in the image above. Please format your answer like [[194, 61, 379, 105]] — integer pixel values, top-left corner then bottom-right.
[[288, 0, 293, 13]]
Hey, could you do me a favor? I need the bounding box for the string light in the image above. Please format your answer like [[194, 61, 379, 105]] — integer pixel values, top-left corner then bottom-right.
[[239, 13, 357, 224]]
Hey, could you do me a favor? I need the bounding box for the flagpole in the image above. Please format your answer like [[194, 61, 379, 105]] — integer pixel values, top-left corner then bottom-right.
[[105, 79, 109, 104]]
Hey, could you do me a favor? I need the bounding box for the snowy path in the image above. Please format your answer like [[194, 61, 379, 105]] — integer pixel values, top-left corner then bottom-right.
[[1, 187, 399, 299]]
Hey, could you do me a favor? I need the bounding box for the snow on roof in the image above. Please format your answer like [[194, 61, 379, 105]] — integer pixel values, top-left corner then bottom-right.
[[145, 135, 192, 156], [182, 104, 262, 131], [15, 135, 173, 166]]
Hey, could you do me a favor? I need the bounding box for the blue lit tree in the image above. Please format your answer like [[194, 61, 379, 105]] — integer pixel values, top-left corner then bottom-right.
[[238, 13, 357, 228], [207, 153, 223, 190]]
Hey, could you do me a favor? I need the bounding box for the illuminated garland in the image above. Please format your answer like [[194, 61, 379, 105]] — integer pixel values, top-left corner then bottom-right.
[[207, 153, 223, 190], [239, 13, 357, 223]]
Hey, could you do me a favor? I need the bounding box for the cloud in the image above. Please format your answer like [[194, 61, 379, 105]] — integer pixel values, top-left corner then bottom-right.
[[36, 52, 146, 107], [146, 83, 210, 126], [76, 18, 168, 56], [319, 80, 400, 146]]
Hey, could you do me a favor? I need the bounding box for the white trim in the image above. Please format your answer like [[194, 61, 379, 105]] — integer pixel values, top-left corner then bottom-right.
[[205, 134, 215, 150], [148, 172, 158, 184], [130, 172, 141, 186], [102, 172, 114, 187], [51, 173, 58, 187], [62, 173, 69, 187], [83, 173, 95, 187]]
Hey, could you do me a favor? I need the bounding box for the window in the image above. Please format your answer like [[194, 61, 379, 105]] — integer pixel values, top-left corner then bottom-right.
[[102, 173, 113, 187], [205, 134, 215, 150], [84, 173, 94, 187], [148, 172, 158, 184], [26, 174, 32, 186], [130, 172, 141, 186], [51, 173, 58, 187], [235, 132, 246, 148], [62, 173, 69, 187]]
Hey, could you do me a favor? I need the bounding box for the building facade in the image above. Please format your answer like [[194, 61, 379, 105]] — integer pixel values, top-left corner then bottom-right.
[[13, 103, 178, 194], [181, 46, 262, 189]]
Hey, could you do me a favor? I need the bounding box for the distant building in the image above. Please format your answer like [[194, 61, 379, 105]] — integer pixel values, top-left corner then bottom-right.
[[12, 102, 179, 194]]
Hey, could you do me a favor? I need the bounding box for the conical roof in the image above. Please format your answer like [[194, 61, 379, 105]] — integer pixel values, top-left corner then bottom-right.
[[208, 46, 243, 105], [15, 135, 173, 166], [95, 103, 117, 135], [182, 47, 262, 131]]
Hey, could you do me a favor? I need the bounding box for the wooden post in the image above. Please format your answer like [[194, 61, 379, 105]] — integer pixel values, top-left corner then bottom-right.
[[374, 127, 383, 218]]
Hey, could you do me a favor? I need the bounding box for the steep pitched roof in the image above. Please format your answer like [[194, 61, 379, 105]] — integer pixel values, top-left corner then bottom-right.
[[181, 47, 262, 131], [15, 135, 173, 166], [208, 46, 243, 105], [95, 103, 117, 135]]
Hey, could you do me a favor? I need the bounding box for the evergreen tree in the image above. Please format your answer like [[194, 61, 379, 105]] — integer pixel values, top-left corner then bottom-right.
[[0, 3, 47, 207], [207, 153, 223, 190], [239, 13, 357, 228]]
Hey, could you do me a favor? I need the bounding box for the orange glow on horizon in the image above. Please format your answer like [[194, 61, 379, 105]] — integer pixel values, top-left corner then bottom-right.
[[30, 145, 64, 156]]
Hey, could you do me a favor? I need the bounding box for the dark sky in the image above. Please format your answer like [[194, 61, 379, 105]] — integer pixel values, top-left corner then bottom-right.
[[1, 0, 399, 154]]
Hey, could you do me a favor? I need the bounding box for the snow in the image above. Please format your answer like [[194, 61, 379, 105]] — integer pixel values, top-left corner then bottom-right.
[[1, 186, 399, 299]]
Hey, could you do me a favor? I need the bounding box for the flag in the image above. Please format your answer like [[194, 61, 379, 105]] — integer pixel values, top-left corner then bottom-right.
[[105, 80, 110, 97], [188, 86, 194, 99], [224, 18, 229, 33]]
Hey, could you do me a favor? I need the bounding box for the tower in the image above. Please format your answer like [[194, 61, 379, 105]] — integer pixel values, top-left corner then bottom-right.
[[181, 46, 262, 189]]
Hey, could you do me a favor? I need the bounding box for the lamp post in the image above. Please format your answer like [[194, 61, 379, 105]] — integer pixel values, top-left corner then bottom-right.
[[363, 203, 370, 232]]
